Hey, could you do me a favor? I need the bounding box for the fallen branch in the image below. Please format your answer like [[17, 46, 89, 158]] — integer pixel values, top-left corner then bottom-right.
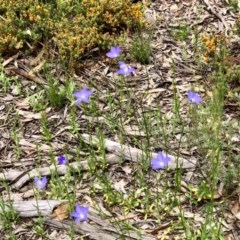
[[44, 217, 154, 240], [1, 134, 196, 189], [1, 200, 154, 240], [6, 67, 47, 85], [0, 154, 120, 189], [4, 200, 63, 217], [81, 134, 197, 169]]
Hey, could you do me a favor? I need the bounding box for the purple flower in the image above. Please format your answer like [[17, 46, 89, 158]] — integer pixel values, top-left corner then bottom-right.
[[70, 205, 89, 223], [187, 91, 203, 104], [117, 61, 135, 76], [57, 155, 67, 165], [151, 152, 171, 170], [73, 88, 93, 105], [106, 46, 121, 58], [34, 176, 47, 189]]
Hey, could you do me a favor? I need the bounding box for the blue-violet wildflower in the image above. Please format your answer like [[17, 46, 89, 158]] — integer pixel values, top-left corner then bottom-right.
[[34, 176, 47, 189], [70, 205, 89, 223], [187, 91, 203, 104], [58, 155, 67, 165], [73, 88, 93, 104], [151, 152, 171, 170], [106, 46, 121, 58], [117, 61, 135, 76]]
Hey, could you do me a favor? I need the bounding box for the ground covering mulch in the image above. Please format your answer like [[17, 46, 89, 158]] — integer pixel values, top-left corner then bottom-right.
[[1, 0, 240, 239]]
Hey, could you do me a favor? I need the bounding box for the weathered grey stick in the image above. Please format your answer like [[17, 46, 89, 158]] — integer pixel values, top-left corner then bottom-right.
[[44, 217, 154, 240], [81, 133, 197, 169], [0, 154, 120, 189], [1, 134, 196, 190], [0, 200, 154, 240], [1, 200, 63, 217]]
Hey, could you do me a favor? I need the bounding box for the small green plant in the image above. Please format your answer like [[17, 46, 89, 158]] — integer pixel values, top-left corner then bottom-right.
[[11, 131, 21, 159], [40, 112, 53, 141], [6, 233, 18, 240], [46, 77, 68, 108], [227, 0, 239, 11], [65, 79, 75, 99], [130, 32, 152, 64], [68, 108, 81, 134], [226, 66, 240, 91], [33, 216, 47, 238], [12, 77, 21, 95], [235, 17, 240, 35], [188, 182, 213, 202], [10, 113, 22, 159], [28, 90, 47, 111], [0, 199, 19, 230], [222, 155, 240, 195], [172, 24, 190, 41], [47, 172, 74, 200], [0, 67, 11, 92]]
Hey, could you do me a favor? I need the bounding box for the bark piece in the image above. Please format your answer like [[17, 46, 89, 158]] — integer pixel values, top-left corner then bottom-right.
[[1, 200, 63, 217]]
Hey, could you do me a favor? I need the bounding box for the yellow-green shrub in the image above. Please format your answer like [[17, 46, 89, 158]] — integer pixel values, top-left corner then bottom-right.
[[0, 1, 52, 52], [0, 0, 146, 62]]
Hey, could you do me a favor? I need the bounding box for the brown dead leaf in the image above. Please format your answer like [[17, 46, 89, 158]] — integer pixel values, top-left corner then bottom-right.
[[8, 67, 46, 85], [113, 212, 137, 222], [121, 165, 132, 175], [149, 221, 172, 234], [2, 94, 14, 101], [22, 189, 35, 199], [103, 66, 110, 75], [30, 48, 45, 66], [19, 139, 54, 152], [146, 92, 161, 105], [123, 125, 146, 136], [18, 110, 41, 120], [2, 52, 19, 67], [93, 202, 112, 217], [28, 60, 46, 75], [18, 108, 51, 122], [230, 197, 240, 220], [170, 4, 178, 14], [15, 99, 30, 109], [50, 202, 70, 221], [19, 139, 36, 148]]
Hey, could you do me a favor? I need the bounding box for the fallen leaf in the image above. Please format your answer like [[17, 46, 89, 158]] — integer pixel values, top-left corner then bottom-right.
[[121, 165, 132, 175], [170, 4, 178, 14], [113, 179, 127, 193], [231, 198, 239, 216], [50, 202, 70, 221], [22, 189, 35, 199], [15, 99, 30, 109]]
